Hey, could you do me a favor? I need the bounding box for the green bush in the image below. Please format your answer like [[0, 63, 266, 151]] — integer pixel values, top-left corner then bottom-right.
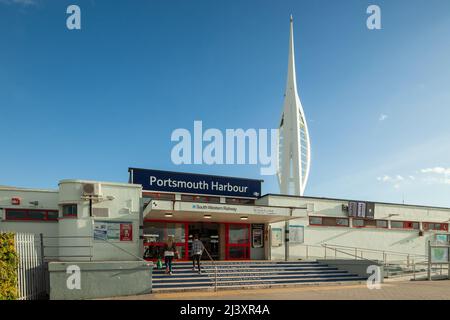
[[0, 232, 18, 300]]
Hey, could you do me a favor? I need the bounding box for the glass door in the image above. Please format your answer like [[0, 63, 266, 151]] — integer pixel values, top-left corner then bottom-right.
[[143, 220, 188, 260], [225, 223, 250, 260], [188, 222, 220, 260]]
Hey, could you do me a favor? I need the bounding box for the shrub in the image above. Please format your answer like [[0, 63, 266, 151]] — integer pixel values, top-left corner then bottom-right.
[[0, 232, 18, 300]]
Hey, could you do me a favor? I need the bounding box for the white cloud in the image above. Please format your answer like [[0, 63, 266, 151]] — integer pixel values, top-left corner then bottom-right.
[[379, 114, 388, 121], [420, 167, 450, 185], [376, 175, 404, 183], [421, 167, 450, 175]]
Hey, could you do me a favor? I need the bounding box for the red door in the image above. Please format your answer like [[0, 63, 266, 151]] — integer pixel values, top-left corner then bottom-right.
[[225, 223, 250, 260]]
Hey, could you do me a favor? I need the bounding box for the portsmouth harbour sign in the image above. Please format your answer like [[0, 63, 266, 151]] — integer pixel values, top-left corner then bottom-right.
[[129, 168, 262, 198]]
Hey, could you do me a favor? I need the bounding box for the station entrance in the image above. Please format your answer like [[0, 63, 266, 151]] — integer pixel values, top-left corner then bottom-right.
[[143, 220, 251, 261]]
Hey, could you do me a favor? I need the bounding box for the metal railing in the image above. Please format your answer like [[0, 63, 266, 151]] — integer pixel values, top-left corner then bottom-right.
[[202, 246, 218, 292], [42, 235, 151, 266], [293, 243, 426, 265], [285, 243, 433, 279], [42, 235, 93, 261]]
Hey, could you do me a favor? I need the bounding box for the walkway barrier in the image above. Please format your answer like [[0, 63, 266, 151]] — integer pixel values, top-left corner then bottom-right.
[[0, 231, 48, 300], [289, 243, 431, 279]]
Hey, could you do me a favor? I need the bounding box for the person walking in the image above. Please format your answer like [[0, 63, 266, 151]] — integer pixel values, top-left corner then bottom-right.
[[163, 235, 178, 275], [192, 234, 204, 274]]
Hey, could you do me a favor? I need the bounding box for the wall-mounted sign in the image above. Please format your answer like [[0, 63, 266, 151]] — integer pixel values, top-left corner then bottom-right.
[[252, 224, 264, 248], [348, 201, 375, 219], [176, 201, 290, 216], [431, 247, 449, 263], [271, 228, 283, 247], [289, 225, 304, 244], [129, 168, 262, 199], [94, 221, 133, 242], [433, 234, 449, 245]]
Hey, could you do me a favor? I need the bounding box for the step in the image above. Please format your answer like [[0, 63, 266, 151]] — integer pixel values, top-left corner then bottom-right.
[[152, 279, 366, 293], [153, 272, 358, 284], [152, 276, 367, 290], [153, 266, 336, 273], [153, 269, 343, 279], [164, 261, 321, 266]]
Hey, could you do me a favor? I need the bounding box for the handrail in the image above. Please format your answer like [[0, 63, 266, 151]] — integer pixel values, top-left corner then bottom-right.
[[97, 238, 152, 265], [322, 243, 427, 258], [42, 235, 152, 267], [202, 246, 218, 292], [322, 244, 377, 263]]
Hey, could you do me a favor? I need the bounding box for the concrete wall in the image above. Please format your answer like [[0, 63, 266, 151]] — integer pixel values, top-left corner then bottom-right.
[[0, 187, 59, 237], [48, 261, 152, 300], [317, 259, 383, 281], [58, 180, 142, 262], [264, 195, 450, 261]]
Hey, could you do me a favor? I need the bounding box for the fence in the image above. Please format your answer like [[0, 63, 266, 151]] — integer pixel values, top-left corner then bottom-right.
[[0, 231, 48, 300]]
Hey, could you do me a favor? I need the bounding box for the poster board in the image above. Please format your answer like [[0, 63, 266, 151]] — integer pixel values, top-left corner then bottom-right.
[[271, 228, 283, 247], [94, 221, 133, 242], [289, 225, 304, 244], [431, 247, 449, 263]]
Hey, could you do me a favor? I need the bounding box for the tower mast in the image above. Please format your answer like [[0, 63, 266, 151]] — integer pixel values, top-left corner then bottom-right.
[[277, 15, 311, 196]]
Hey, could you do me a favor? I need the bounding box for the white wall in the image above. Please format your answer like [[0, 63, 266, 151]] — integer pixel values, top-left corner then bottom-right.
[[264, 195, 450, 261], [0, 187, 59, 237], [58, 180, 142, 262]]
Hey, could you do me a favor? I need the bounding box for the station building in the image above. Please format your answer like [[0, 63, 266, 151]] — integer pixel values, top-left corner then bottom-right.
[[1, 167, 449, 262]]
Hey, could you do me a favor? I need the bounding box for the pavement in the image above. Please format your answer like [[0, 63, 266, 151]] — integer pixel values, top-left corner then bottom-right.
[[107, 279, 450, 300]]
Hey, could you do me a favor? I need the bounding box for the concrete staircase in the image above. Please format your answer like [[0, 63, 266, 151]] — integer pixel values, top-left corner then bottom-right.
[[152, 260, 367, 292]]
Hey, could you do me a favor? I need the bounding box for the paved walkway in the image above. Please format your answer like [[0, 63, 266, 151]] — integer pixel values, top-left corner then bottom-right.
[[111, 280, 450, 300]]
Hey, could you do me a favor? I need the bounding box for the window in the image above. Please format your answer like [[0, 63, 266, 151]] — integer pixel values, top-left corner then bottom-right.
[[5, 209, 58, 221], [228, 224, 250, 244], [353, 219, 365, 227], [404, 221, 420, 230], [353, 219, 386, 228], [376, 220, 388, 228], [423, 223, 449, 231], [143, 192, 175, 201], [62, 204, 77, 217], [225, 198, 255, 205], [391, 221, 419, 230], [390, 221, 404, 229], [309, 216, 348, 227], [336, 218, 349, 227], [181, 195, 220, 203], [143, 222, 185, 243], [309, 217, 323, 225]]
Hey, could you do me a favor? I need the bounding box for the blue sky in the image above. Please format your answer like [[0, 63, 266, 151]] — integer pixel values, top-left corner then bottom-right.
[[1, 0, 450, 207]]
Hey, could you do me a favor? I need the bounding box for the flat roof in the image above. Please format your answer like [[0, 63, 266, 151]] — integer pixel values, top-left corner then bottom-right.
[[59, 179, 142, 188], [0, 186, 58, 193], [261, 193, 450, 211]]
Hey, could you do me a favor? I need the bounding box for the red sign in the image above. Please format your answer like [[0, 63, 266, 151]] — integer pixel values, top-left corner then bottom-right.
[[11, 197, 21, 205], [120, 223, 133, 241]]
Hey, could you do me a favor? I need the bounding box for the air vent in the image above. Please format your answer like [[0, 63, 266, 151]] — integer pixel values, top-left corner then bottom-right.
[[82, 183, 102, 197], [92, 207, 109, 217]]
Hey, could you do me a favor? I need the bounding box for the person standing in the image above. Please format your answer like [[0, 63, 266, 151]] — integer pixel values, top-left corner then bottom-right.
[[163, 235, 178, 275], [192, 234, 204, 274]]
